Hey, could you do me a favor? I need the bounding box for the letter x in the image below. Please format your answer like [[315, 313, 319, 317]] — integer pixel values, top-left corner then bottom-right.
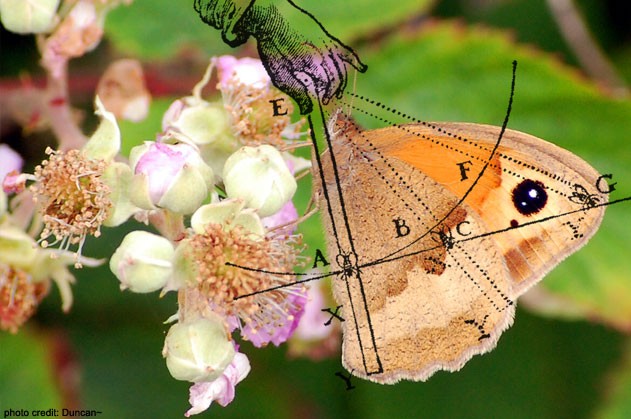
[[322, 305, 345, 326]]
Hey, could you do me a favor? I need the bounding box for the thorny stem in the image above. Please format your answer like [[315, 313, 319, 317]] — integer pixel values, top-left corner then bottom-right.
[[547, 0, 628, 97]]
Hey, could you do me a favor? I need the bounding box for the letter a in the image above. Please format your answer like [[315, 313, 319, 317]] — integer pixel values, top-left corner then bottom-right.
[[312, 248, 330, 268]]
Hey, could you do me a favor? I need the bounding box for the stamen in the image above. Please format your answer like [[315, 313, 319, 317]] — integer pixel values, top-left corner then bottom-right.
[[0, 266, 50, 333], [221, 79, 305, 147], [30, 148, 111, 262], [187, 222, 306, 342]]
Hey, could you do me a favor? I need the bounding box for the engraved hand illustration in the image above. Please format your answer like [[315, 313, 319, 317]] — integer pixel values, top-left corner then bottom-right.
[[194, 0, 254, 46], [194, 0, 367, 114]]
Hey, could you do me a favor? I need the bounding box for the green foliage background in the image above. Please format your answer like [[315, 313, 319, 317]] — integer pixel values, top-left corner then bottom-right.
[[2, 0, 631, 418]]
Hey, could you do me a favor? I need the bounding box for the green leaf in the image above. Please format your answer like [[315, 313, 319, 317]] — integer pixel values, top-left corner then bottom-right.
[[0, 329, 62, 409], [104, 1, 231, 59], [277, 0, 435, 42], [104, 0, 435, 60], [351, 22, 631, 329], [594, 341, 631, 419], [351, 310, 621, 419]]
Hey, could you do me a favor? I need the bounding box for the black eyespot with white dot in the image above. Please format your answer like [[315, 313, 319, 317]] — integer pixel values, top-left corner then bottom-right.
[[512, 179, 548, 216]]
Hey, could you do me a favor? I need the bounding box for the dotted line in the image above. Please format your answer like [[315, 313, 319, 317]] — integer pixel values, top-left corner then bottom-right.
[[345, 94, 574, 198], [337, 118, 489, 289], [451, 242, 514, 314], [340, 125, 439, 229]]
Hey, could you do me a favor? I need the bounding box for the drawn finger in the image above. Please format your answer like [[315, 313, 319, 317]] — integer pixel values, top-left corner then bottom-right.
[[214, 1, 232, 28], [319, 49, 344, 104], [342, 47, 367, 73], [329, 49, 349, 100], [194, 0, 218, 27]]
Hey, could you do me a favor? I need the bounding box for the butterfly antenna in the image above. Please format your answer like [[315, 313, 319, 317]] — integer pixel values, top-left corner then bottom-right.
[[345, 69, 359, 116]]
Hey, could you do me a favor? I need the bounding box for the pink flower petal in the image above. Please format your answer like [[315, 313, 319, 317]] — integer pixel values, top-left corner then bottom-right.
[[294, 280, 332, 340], [239, 287, 308, 347], [214, 56, 270, 90], [161, 99, 184, 132], [262, 200, 299, 235], [185, 352, 250, 416], [0, 144, 23, 183]]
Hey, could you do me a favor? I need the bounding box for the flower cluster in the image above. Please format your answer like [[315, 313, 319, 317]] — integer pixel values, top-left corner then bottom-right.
[[2, 55, 322, 413], [9, 52, 330, 414], [1, 3, 337, 409], [106, 57, 318, 415]]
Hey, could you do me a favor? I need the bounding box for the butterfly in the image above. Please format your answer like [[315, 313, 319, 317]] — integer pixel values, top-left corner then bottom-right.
[[312, 111, 607, 384]]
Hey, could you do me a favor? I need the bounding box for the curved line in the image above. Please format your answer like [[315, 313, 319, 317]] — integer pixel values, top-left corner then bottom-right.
[[361, 61, 518, 265]]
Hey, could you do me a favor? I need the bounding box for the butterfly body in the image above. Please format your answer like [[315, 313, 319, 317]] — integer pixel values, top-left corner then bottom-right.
[[313, 114, 606, 383]]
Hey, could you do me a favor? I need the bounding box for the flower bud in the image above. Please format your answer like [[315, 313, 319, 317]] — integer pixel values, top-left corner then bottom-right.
[[190, 199, 264, 237], [170, 103, 232, 147], [2, 171, 27, 195], [41, 0, 104, 79], [109, 230, 174, 293], [159, 59, 247, 179], [129, 142, 214, 215], [163, 317, 235, 383], [163, 102, 238, 179], [0, 0, 59, 34], [223, 145, 296, 217], [96, 59, 151, 122]]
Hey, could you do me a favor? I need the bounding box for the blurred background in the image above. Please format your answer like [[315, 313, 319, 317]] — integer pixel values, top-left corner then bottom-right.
[[1, 0, 631, 418]]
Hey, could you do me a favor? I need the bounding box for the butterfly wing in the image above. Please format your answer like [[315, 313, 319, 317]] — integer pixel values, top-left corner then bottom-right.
[[314, 117, 605, 383], [372, 122, 607, 296]]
